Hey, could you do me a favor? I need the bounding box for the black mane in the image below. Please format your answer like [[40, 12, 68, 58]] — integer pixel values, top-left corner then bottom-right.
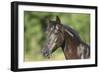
[[62, 24, 81, 41]]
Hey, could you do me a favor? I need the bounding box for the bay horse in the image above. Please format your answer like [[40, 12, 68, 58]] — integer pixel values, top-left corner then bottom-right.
[[42, 16, 90, 59]]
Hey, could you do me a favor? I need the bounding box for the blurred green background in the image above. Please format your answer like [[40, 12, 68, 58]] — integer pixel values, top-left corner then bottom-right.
[[24, 11, 90, 62]]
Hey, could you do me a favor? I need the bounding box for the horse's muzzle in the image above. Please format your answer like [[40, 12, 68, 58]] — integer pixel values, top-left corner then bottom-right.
[[41, 48, 51, 58]]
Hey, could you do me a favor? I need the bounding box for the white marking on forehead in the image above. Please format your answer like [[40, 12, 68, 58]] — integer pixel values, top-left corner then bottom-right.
[[54, 25, 59, 33]]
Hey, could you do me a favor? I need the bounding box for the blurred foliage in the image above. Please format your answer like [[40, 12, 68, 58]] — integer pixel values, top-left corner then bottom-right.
[[24, 11, 90, 61]]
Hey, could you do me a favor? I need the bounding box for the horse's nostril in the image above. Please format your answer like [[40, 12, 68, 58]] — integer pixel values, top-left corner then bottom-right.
[[44, 52, 48, 56], [42, 48, 50, 57]]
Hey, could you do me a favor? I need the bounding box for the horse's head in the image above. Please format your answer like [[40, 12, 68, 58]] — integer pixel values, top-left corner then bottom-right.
[[42, 16, 64, 58]]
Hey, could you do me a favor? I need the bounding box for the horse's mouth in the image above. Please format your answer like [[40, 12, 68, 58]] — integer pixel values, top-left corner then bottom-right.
[[42, 48, 51, 58], [43, 52, 50, 57], [43, 53, 51, 59]]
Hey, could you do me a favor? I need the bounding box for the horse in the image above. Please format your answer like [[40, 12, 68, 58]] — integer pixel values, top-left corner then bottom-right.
[[41, 16, 90, 59]]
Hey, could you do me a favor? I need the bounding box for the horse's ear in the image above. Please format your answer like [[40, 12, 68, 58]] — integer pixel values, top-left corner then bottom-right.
[[56, 16, 61, 24]]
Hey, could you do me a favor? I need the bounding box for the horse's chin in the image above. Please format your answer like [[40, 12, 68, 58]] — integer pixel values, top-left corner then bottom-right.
[[43, 53, 50, 57], [43, 54, 51, 59], [42, 48, 52, 58]]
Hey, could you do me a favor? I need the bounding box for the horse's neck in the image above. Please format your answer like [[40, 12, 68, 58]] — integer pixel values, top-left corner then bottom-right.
[[60, 25, 90, 59], [61, 33, 90, 59], [62, 37, 81, 59]]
